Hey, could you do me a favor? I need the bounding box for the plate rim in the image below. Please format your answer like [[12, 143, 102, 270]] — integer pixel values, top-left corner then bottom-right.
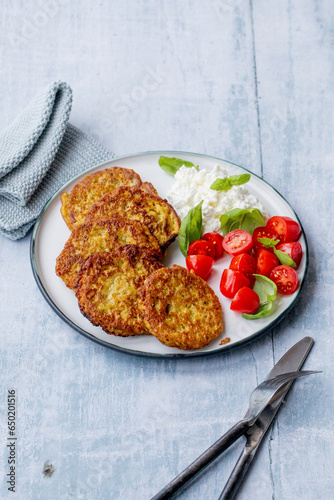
[[30, 150, 309, 358]]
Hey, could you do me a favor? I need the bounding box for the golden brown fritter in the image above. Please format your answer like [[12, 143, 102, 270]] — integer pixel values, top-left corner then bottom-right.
[[55, 217, 162, 289], [60, 167, 142, 230], [140, 182, 159, 196], [76, 246, 163, 336], [138, 265, 223, 350], [85, 186, 181, 251]]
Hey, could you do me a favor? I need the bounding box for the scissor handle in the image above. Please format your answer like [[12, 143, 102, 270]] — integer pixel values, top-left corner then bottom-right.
[[150, 419, 250, 500]]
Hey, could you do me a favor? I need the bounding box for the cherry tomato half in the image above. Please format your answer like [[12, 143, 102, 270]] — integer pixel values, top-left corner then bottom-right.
[[230, 287, 260, 314], [202, 232, 224, 259], [222, 230, 253, 256], [252, 226, 281, 252], [269, 265, 298, 295], [256, 248, 279, 277], [229, 253, 256, 286], [276, 242, 303, 267], [220, 269, 250, 299], [266, 216, 301, 243], [188, 239, 216, 258], [186, 255, 214, 280]]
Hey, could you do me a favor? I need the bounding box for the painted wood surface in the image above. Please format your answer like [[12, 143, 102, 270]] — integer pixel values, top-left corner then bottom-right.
[[0, 1, 333, 498]]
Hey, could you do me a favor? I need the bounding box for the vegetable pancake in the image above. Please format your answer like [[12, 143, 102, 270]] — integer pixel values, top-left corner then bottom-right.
[[60, 167, 143, 230], [76, 246, 163, 336], [56, 217, 162, 289], [138, 265, 223, 350], [85, 186, 181, 251]]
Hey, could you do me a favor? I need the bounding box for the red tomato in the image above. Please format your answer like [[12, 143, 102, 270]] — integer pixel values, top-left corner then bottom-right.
[[229, 253, 256, 286], [269, 265, 298, 295], [276, 242, 303, 267], [266, 216, 301, 243], [222, 230, 253, 256], [220, 269, 250, 299], [256, 249, 279, 277], [252, 226, 281, 252], [202, 232, 224, 258], [188, 239, 216, 258], [230, 287, 260, 314], [186, 255, 214, 280]]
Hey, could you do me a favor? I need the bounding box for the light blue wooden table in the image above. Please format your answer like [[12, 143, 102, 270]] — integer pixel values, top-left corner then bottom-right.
[[1, 1, 333, 499]]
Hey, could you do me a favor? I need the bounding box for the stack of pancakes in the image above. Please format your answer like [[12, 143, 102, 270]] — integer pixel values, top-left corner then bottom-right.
[[56, 166, 222, 350]]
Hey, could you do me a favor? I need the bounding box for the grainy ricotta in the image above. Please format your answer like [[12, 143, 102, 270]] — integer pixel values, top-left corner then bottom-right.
[[166, 165, 267, 234]]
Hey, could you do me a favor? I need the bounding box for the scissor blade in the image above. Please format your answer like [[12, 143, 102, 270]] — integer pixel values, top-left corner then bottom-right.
[[220, 336, 314, 500]]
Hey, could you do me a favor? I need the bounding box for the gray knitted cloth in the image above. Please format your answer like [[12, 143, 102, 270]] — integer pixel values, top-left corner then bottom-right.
[[0, 81, 113, 239]]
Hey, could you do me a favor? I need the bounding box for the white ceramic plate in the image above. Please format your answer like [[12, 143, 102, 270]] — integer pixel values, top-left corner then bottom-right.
[[30, 151, 308, 357]]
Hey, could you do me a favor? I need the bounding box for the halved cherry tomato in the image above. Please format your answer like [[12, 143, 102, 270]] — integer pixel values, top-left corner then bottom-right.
[[230, 287, 260, 314], [276, 242, 303, 267], [220, 269, 250, 299], [188, 239, 216, 258], [269, 265, 298, 295], [252, 226, 281, 252], [186, 255, 214, 280], [256, 249, 279, 277], [202, 232, 224, 259], [266, 216, 301, 243], [229, 253, 256, 286], [256, 248, 279, 278], [222, 230, 253, 256]]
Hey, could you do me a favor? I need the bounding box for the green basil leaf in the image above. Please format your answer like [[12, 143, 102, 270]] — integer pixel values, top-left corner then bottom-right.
[[252, 281, 268, 304], [219, 208, 265, 236], [229, 219, 242, 232], [178, 201, 203, 257], [243, 274, 277, 320], [241, 213, 258, 235], [229, 173, 251, 186], [219, 209, 248, 235], [210, 178, 232, 191], [219, 213, 230, 228], [248, 208, 266, 225], [210, 174, 251, 191], [188, 201, 203, 244], [242, 301, 273, 320], [223, 208, 249, 218], [273, 248, 297, 268], [158, 156, 195, 176], [252, 274, 277, 301], [258, 237, 279, 248], [242, 274, 277, 319]]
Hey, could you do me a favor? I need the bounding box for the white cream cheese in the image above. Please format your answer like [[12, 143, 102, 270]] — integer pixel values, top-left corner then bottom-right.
[[166, 164, 267, 234]]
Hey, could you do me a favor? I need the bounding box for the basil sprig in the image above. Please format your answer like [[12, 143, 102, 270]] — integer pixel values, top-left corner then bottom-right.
[[178, 201, 203, 257], [220, 208, 265, 236], [243, 301, 274, 319], [258, 237, 297, 268], [274, 249, 297, 267], [258, 237, 279, 248], [210, 174, 251, 191], [243, 274, 277, 320], [158, 156, 198, 176], [253, 274, 277, 301]]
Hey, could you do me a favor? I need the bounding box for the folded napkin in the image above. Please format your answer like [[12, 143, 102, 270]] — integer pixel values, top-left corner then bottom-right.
[[0, 81, 114, 239]]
